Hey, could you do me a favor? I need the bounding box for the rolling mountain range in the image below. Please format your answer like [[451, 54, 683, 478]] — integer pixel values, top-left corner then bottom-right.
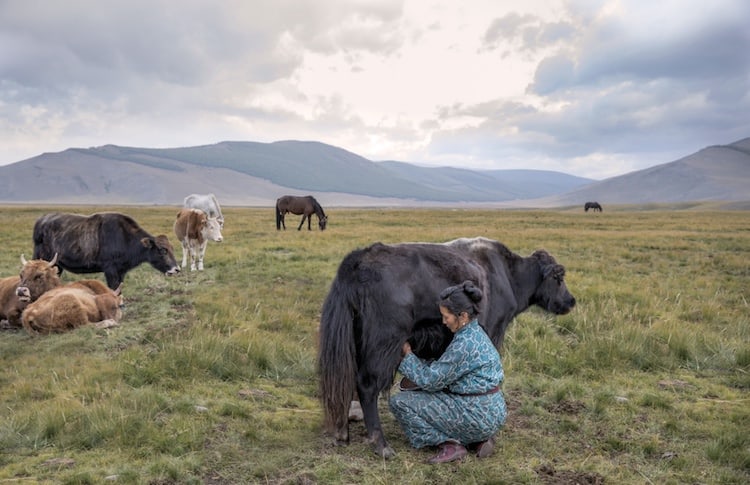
[[0, 137, 747, 207]]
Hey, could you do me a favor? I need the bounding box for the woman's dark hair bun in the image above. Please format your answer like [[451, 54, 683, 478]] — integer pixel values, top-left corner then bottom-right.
[[438, 280, 483, 318], [461, 280, 483, 302]]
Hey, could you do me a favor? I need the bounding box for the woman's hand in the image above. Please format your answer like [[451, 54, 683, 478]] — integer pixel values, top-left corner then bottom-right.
[[402, 341, 412, 357]]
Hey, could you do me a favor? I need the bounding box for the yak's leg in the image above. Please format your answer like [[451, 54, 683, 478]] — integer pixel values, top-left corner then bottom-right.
[[357, 371, 396, 459], [103, 267, 123, 291], [297, 215, 306, 231]]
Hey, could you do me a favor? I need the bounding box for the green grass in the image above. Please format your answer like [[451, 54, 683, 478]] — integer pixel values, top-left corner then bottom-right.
[[0, 205, 748, 484]]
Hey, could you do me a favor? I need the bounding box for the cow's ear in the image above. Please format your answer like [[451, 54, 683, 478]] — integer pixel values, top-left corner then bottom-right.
[[140, 237, 154, 248]]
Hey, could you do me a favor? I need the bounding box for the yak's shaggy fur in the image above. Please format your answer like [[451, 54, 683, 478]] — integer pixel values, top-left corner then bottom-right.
[[318, 237, 576, 458]]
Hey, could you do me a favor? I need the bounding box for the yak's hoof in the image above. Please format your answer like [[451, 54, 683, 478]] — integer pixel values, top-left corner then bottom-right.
[[333, 433, 349, 447]]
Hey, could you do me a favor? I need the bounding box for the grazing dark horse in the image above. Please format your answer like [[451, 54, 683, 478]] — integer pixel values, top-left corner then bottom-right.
[[276, 195, 328, 231], [318, 237, 576, 458], [585, 201, 603, 212]]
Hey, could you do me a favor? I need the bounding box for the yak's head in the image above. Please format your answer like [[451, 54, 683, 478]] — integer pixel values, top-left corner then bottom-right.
[[142, 236, 180, 276], [532, 250, 576, 315]]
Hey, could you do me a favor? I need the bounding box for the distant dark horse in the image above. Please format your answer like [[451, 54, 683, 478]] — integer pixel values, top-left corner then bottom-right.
[[276, 195, 328, 231], [318, 237, 576, 458], [584, 201, 603, 212]]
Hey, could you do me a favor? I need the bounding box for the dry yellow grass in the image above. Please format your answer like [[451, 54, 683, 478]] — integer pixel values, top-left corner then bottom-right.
[[0, 205, 747, 484]]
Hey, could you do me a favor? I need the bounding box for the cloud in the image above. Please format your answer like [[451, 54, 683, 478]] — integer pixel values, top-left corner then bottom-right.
[[450, 0, 750, 175], [528, 55, 576, 94], [530, 0, 750, 92], [482, 13, 538, 48], [482, 13, 574, 54], [0, 0, 748, 180]]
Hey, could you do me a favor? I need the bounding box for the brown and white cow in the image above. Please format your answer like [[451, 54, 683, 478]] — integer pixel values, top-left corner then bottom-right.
[[22, 284, 124, 335], [174, 208, 223, 271], [0, 254, 60, 328]]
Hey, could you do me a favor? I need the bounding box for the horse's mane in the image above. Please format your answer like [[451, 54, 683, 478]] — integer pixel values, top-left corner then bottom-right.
[[312, 198, 326, 217]]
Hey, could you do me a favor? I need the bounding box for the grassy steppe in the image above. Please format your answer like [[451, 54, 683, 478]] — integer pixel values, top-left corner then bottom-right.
[[0, 205, 748, 484]]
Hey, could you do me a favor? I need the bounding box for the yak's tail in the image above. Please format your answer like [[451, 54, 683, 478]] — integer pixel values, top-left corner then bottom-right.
[[318, 274, 357, 440]]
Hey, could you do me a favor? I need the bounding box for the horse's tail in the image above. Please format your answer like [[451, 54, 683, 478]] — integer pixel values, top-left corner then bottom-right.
[[318, 272, 358, 439], [275, 200, 282, 230]]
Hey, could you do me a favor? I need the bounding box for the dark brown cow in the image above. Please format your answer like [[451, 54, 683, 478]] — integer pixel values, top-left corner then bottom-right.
[[319, 237, 576, 458], [22, 284, 123, 335], [32, 212, 180, 289], [174, 208, 223, 271], [0, 255, 60, 328]]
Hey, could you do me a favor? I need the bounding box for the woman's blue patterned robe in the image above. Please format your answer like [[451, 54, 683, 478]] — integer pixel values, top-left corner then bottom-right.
[[389, 320, 507, 448]]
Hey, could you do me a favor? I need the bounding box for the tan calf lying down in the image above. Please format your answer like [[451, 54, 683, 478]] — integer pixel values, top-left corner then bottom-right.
[[22, 284, 123, 335]]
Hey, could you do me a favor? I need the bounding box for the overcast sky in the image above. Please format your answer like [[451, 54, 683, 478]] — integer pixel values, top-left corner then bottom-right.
[[1, 0, 748, 179]]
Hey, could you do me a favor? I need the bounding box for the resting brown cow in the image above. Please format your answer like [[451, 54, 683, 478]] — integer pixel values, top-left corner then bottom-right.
[[0, 254, 60, 328], [16, 254, 113, 301], [174, 208, 223, 271], [22, 284, 124, 335], [66, 279, 112, 296]]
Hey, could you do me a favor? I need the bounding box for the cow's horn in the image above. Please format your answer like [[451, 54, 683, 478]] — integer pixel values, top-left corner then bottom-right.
[[20, 254, 28, 265], [48, 253, 59, 267]]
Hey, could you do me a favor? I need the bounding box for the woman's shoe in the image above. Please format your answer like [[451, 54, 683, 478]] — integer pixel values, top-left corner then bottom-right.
[[475, 436, 495, 458], [427, 442, 468, 464]]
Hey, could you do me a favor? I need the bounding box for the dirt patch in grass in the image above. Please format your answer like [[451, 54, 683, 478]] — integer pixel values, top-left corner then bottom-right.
[[535, 463, 605, 484], [546, 399, 587, 414]]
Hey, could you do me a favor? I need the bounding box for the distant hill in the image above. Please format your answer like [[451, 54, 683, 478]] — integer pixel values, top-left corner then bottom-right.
[[379, 162, 590, 201], [532, 137, 750, 207], [0, 137, 747, 207], [0, 140, 592, 206]]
